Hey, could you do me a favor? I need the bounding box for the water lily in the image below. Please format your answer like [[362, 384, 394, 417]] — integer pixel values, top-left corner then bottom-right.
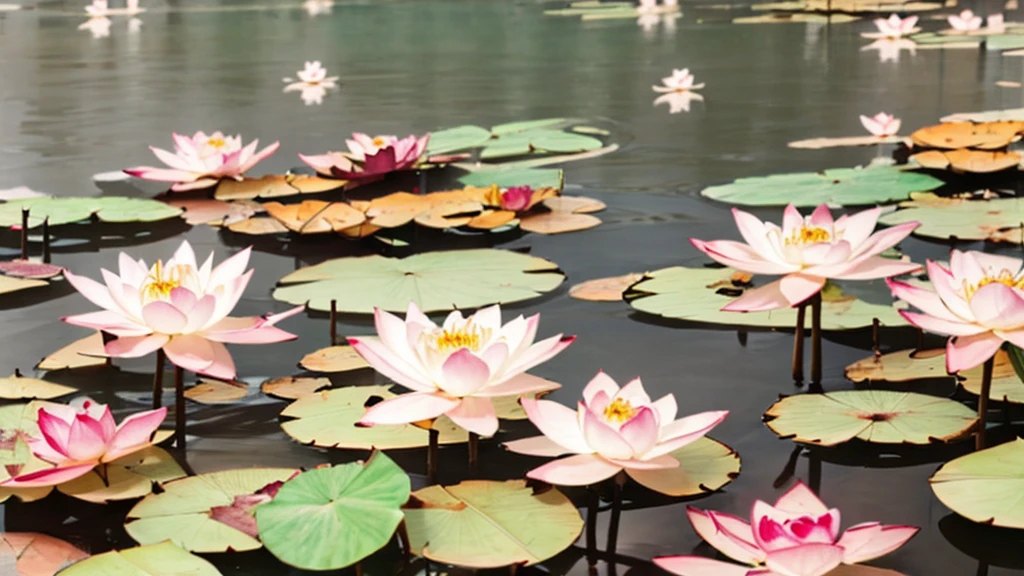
[[62, 240, 303, 380], [2, 401, 167, 487], [653, 68, 705, 93], [124, 131, 280, 192], [637, 0, 659, 12], [654, 481, 919, 576], [863, 14, 919, 38], [284, 61, 338, 87], [349, 303, 574, 437], [299, 133, 430, 181], [85, 0, 108, 17], [988, 13, 1006, 33], [496, 186, 534, 212], [860, 112, 901, 137], [504, 372, 727, 489], [690, 205, 920, 312], [948, 9, 983, 31], [655, 91, 704, 114]]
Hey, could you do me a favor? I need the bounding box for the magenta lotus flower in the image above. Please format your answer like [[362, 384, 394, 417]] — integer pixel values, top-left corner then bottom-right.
[[863, 14, 919, 38], [860, 112, 901, 137], [654, 481, 919, 576], [299, 133, 430, 180], [349, 303, 574, 437], [505, 373, 727, 489], [500, 186, 534, 212], [886, 250, 1024, 373], [653, 69, 705, 93], [62, 241, 303, 380], [124, 131, 280, 192], [690, 205, 920, 312], [948, 9, 983, 31], [2, 401, 166, 488]]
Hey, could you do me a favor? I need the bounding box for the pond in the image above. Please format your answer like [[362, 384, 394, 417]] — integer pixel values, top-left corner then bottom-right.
[[0, 0, 1023, 574]]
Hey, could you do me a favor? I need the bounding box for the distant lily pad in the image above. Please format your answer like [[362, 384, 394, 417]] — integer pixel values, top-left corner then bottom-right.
[[879, 194, 1024, 243], [930, 438, 1024, 529], [700, 166, 943, 207], [764, 390, 978, 446], [0, 260, 63, 280], [626, 437, 740, 497], [942, 108, 1024, 122], [56, 541, 222, 576], [458, 168, 564, 190], [788, 135, 902, 149], [256, 453, 410, 571], [273, 249, 564, 314], [427, 125, 495, 156], [625, 266, 908, 330], [0, 197, 182, 228]]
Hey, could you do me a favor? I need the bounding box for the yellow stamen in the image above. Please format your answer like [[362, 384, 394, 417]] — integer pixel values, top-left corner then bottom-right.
[[435, 329, 481, 352], [140, 260, 187, 302], [603, 398, 638, 423], [372, 137, 388, 147], [786, 226, 831, 245], [207, 137, 226, 148], [963, 269, 1024, 300]]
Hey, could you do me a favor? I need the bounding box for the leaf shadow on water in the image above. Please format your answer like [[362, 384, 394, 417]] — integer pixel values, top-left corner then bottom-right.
[[939, 513, 1024, 570]]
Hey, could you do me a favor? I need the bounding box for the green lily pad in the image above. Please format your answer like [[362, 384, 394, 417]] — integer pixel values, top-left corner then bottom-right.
[[426, 125, 494, 156], [56, 541, 222, 576], [930, 438, 1024, 528], [491, 119, 567, 135], [256, 452, 410, 571], [700, 166, 944, 207], [625, 267, 908, 330], [878, 194, 1024, 244], [458, 167, 564, 190], [987, 35, 1024, 51], [0, 197, 183, 228], [626, 437, 740, 497], [273, 249, 564, 314], [764, 390, 978, 446], [57, 446, 188, 503], [404, 479, 583, 568], [0, 401, 68, 504], [125, 468, 299, 553]]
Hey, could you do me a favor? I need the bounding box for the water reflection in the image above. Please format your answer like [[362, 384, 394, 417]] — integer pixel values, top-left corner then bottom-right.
[[77, 17, 112, 39], [303, 0, 334, 17], [861, 39, 918, 63], [653, 91, 702, 114]]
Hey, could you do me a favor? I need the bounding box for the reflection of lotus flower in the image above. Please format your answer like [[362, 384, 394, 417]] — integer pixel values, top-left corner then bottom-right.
[[303, 0, 333, 15], [2, 401, 167, 487], [654, 91, 703, 114], [124, 131, 280, 192], [860, 112, 901, 137], [288, 61, 338, 86], [500, 186, 534, 212], [505, 373, 727, 488], [653, 68, 705, 93], [988, 13, 1006, 33], [690, 205, 920, 311], [85, 0, 108, 17], [655, 481, 919, 576], [861, 38, 917, 63], [63, 241, 303, 380], [78, 17, 112, 38], [865, 14, 919, 38], [949, 9, 983, 31], [887, 250, 1024, 373], [299, 133, 429, 180], [286, 84, 329, 106], [637, 0, 658, 12], [349, 303, 574, 437]]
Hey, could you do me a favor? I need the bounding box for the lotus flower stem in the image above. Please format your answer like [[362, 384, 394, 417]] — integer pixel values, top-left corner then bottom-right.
[[810, 293, 823, 385], [468, 432, 479, 470], [419, 170, 427, 195], [916, 327, 924, 352], [977, 356, 994, 450], [174, 364, 186, 449], [808, 448, 822, 493], [329, 299, 337, 345], [872, 317, 880, 360], [19, 209, 28, 260], [427, 428, 439, 484], [792, 303, 806, 383], [355, 562, 363, 576], [96, 463, 110, 487], [396, 519, 411, 563], [586, 485, 598, 567], [606, 471, 627, 555], [42, 218, 50, 264], [153, 348, 166, 409]]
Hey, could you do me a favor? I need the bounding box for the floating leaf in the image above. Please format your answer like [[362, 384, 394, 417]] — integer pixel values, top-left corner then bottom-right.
[[214, 175, 344, 201], [910, 121, 1024, 150], [0, 374, 75, 400], [519, 212, 600, 235], [226, 217, 289, 236], [467, 210, 517, 230], [700, 166, 942, 207], [426, 125, 494, 156], [0, 197, 182, 228], [788, 135, 902, 149], [0, 532, 88, 576], [0, 187, 47, 201], [126, 468, 299, 553], [569, 273, 646, 302], [0, 260, 63, 280], [363, 188, 487, 229], [263, 200, 366, 234], [930, 438, 1024, 529], [764, 390, 978, 446], [57, 446, 187, 503], [404, 479, 583, 568], [183, 379, 248, 404], [56, 541, 222, 576], [626, 437, 740, 497], [261, 377, 332, 400], [878, 193, 1024, 243], [734, 13, 860, 23], [279, 385, 468, 449], [37, 333, 107, 371], [256, 453, 410, 571], [543, 196, 606, 214], [491, 119, 567, 135], [163, 198, 260, 226], [274, 249, 564, 313], [299, 345, 371, 373], [626, 267, 907, 329], [0, 276, 48, 296], [911, 149, 1021, 173], [942, 108, 1024, 122], [750, 0, 935, 12], [845, 348, 949, 383], [458, 168, 564, 190], [959, 350, 1024, 403]]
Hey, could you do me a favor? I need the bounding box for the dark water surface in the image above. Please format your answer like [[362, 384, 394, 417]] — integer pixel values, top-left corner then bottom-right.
[[1, 0, 1024, 574]]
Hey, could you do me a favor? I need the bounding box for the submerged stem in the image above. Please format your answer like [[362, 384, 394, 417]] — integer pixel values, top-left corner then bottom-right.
[[329, 299, 337, 346], [427, 427, 439, 484], [468, 432, 479, 471], [174, 364, 186, 449], [152, 349, 166, 410], [606, 471, 626, 556], [586, 485, 598, 568], [810, 292, 822, 385], [977, 355, 994, 451], [19, 209, 28, 260], [792, 303, 806, 384]]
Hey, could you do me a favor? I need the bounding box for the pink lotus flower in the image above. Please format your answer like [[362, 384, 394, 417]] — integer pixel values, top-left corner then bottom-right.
[[504, 373, 727, 489], [690, 205, 920, 312], [886, 250, 1024, 373], [62, 241, 303, 380], [948, 9, 983, 31], [85, 0, 108, 17], [124, 131, 280, 192], [349, 303, 574, 437], [2, 401, 167, 487], [285, 61, 338, 86], [860, 112, 901, 137], [864, 14, 919, 38], [654, 481, 919, 576], [500, 186, 534, 212], [653, 69, 705, 93], [299, 133, 430, 181]]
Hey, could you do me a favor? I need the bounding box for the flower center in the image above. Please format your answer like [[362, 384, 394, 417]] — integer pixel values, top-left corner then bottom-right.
[[963, 270, 1024, 300], [603, 398, 638, 423], [207, 137, 226, 149], [787, 226, 831, 245], [372, 137, 388, 147], [434, 329, 481, 352], [140, 260, 189, 303]]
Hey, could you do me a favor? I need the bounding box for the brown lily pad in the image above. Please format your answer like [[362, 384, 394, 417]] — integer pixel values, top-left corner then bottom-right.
[[520, 212, 601, 235], [262, 377, 332, 400], [910, 121, 1024, 150], [911, 148, 1022, 173], [227, 217, 289, 236], [569, 273, 646, 302], [466, 210, 517, 230], [164, 198, 261, 226], [263, 201, 367, 234], [788, 135, 903, 149], [299, 345, 371, 373], [845, 348, 949, 383], [37, 333, 107, 371], [215, 175, 298, 200], [543, 196, 606, 214], [0, 260, 63, 280], [0, 276, 48, 295], [0, 532, 88, 576], [288, 175, 346, 194], [184, 379, 249, 404]]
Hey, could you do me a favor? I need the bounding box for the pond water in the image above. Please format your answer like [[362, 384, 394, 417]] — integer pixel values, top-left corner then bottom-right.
[[1, 0, 1023, 574]]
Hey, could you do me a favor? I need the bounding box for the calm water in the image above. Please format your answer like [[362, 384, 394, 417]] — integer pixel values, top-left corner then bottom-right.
[[1, 0, 1023, 574]]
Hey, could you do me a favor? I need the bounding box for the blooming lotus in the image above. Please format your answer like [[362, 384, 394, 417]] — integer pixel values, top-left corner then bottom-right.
[[637, 0, 658, 12], [948, 9, 983, 31], [886, 250, 1024, 373], [349, 303, 574, 437], [299, 133, 430, 181], [505, 373, 727, 488], [124, 131, 279, 192], [654, 481, 919, 576], [2, 401, 167, 487], [497, 186, 534, 212], [85, 0, 108, 17], [284, 61, 338, 86], [860, 112, 901, 137], [863, 14, 919, 38], [690, 205, 920, 312], [62, 240, 303, 380], [653, 68, 705, 93]]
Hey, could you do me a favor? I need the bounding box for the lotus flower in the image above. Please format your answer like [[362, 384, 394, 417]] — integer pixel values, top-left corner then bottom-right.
[[864, 14, 919, 38], [948, 9, 983, 31], [654, 481, 919, 576], [499, 186, 534, 212], [988, 13, 1006, 33], [860, 112, 901, 137], [504, 373, 728, 489], [285, 61, 338, 86], [690, 205, 920, 312], [886, 250, 1024, 373], [653, 69, 705, 93], [62, 240, 303, 380], [124, 131, 280, 192], [637, 0, 659, 13], [2, 401, 167, 487], [299, 133, 430, 181], [349, 303, 575, 437], [85, 0, 108, 17]]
